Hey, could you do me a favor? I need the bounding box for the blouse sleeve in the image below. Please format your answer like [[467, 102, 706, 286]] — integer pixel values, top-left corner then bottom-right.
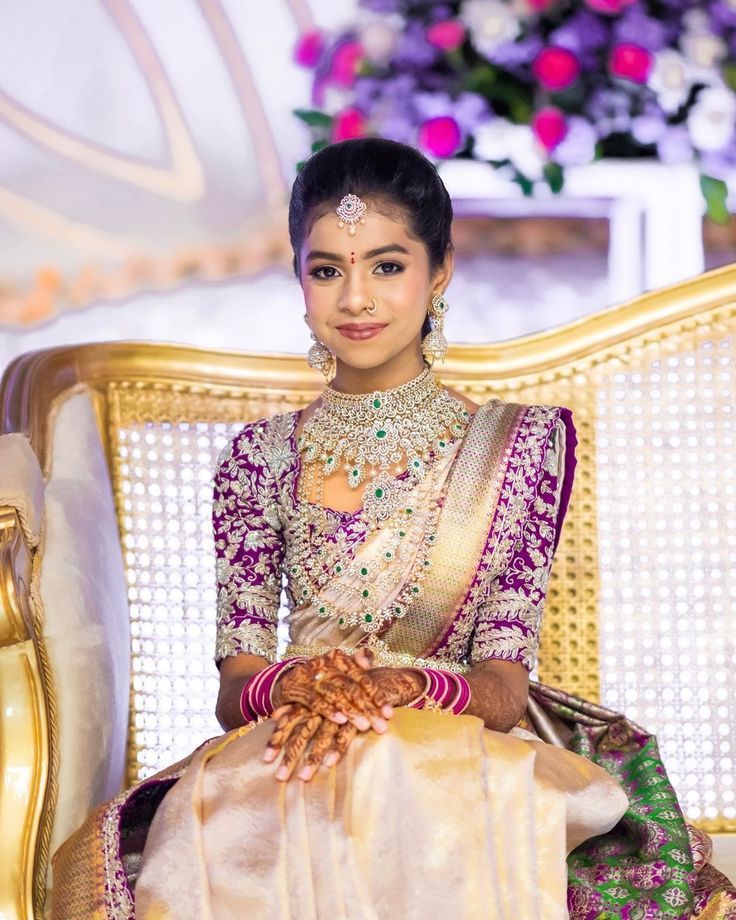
[[469, 407, 577, 671], [212, 423, 284, 665]]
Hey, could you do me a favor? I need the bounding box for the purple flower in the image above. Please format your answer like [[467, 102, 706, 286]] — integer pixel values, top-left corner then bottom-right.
[[453, 92, 492, 132], [585, 87, 633, 135], [700, 140, 736, 179], [613, 8, 669, 51], [657, 124, 693, 163], [709, 1, 736, 31], [486, 35, 544, 71], [631, 110, 667, 145], [392, 20, 439, 68], [552, 116, 598, 165], [551, 9, 610, 56]]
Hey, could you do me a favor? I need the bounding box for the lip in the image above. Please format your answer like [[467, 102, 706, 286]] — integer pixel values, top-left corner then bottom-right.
[[335, 323, 387, 341]]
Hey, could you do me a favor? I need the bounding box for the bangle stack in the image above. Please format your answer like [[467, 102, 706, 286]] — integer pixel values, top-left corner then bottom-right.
[[408, 667, 471, 715], [239, 658, 305, 723]]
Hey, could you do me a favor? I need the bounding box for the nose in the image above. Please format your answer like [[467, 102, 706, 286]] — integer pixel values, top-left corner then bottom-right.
[[337, 271, 371, 316]]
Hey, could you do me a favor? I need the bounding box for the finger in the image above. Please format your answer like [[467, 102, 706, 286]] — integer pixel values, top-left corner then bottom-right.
[[297, 720, 341, 781], [275, 713, 322, 781], [264, 705, 309, 761], [316, 678, 386, 730], [323, 723, 358, 767], [353, 647, 374, 670]]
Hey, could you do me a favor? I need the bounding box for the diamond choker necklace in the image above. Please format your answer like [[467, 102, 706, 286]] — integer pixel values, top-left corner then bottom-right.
[[297, 368, 470, 524]]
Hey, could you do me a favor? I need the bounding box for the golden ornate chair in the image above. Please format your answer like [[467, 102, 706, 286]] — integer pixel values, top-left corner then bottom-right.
[[2, 265, 735, 918]]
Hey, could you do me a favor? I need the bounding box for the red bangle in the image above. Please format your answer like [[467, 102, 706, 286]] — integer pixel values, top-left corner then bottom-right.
[[239, 658, 306, 723], [407, 667, 472, 714]]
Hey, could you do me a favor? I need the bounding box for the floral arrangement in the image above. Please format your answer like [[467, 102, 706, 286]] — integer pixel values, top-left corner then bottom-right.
[[293, 0, 736, 220]]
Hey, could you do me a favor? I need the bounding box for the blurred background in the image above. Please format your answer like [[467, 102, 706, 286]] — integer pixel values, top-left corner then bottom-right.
[[2, 0, 736, 377]]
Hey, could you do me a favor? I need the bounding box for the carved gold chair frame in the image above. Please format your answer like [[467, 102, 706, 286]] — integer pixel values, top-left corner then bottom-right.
[[2, 263, 736, 918]]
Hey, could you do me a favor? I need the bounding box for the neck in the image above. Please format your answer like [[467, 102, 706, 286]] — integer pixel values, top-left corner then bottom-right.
[[330, 349, 427, 395]]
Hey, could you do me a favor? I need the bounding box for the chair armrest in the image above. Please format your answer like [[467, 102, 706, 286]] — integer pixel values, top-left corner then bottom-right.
[[0, 507, 51, 920]]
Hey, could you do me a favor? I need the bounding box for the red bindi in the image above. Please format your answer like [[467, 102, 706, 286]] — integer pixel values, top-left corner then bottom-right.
[[350, 251, 355, 264]]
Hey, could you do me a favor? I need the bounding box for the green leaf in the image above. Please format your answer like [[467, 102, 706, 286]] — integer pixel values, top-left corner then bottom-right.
[[293, 108, 333, 129], [311, 139, 328, 153], [544, 161, 565, 194], [700, 174, 730, 224], [723, 63, 736, 93], [512, 170, 534, 196]]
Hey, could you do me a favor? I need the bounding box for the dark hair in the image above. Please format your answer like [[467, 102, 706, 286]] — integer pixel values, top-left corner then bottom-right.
[[288, 138, 454, 287]]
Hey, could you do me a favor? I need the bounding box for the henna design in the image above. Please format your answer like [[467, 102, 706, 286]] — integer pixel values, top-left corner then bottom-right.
[[276, 710, 322, 780], [367, 667, 427, 707]]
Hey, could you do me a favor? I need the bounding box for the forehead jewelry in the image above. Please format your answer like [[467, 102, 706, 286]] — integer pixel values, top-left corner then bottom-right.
[[336, 194, 367, 236]]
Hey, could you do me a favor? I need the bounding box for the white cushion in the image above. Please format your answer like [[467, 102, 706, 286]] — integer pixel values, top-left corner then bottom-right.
[[39, 391, 131, 881]]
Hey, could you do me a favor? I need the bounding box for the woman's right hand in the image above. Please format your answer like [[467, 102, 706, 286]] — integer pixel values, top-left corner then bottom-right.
[[265, 704, 358, 781], [270, 648, 393, 732]]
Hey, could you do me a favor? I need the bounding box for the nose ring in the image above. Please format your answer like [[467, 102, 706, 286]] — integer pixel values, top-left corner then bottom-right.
[[366, 298, 377, 315]]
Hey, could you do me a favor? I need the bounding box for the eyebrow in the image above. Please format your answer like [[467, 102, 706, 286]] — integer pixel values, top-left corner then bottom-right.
[[305, 243, 411, 262]]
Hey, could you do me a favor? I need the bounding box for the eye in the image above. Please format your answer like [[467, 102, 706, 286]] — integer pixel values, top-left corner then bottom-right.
[[309, 265, 340, 280], [374, 261, 404, 275]]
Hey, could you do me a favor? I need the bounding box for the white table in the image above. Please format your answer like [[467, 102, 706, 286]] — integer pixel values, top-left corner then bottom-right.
[[439, 159, 705, 304]]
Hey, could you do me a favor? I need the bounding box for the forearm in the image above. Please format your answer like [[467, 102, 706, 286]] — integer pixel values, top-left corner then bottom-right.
[[215, 654, 270, 731], [463, 660, 529, 732]]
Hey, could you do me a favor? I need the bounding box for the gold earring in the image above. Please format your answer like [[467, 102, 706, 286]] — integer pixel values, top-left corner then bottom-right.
[[306, 327, 335, 379], [422, 292, 449, 365]]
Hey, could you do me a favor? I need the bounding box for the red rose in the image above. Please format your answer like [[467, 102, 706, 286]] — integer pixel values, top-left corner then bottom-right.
[[294, 30, 324, 69], [329, 41, 364, 88], [533, 47, 581, 92], [418, 116, 463, 157], [609, 43, 652, 83], [330, 108, 367, 142], [426, 20, 466, 52], [584, 0, 636, 14], [532, 107, 568, 151]]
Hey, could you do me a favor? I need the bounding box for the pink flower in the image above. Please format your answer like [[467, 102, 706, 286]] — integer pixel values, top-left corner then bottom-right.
[[584, 0, 636, 14], [418, 116, 463, 157], [329, 40, 364, 88], [609, 43, 652, 84], [532, 47, 581, 92], [526, 0, 558, 10], [426, 20, 466, 52], [532, 107, 568, 151], [331, 107, 367, 142], [294, 30, 324, 69]]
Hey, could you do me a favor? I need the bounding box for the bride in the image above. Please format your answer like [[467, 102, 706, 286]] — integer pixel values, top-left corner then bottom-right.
[[52, 138, 735, 919]]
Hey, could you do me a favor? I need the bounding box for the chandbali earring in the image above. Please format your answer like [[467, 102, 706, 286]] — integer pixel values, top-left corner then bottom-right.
[[421, 292, 449, 365], [305, 315, 335, 379]]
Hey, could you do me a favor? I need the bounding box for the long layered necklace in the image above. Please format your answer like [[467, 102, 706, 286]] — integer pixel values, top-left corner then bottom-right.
[[297, 367, 470, 528], [287, 370, 471, 633]]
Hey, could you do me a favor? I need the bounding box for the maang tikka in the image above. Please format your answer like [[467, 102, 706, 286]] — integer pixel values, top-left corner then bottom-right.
[[422, 292, 449, 364], [336, 193, 367, 235]]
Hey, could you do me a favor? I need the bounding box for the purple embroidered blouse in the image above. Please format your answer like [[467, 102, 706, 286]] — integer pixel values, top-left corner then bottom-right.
[[212, 403, 577, 672]]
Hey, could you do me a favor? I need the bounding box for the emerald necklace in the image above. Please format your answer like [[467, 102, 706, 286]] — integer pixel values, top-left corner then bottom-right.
[[297, 368, 470, 527]]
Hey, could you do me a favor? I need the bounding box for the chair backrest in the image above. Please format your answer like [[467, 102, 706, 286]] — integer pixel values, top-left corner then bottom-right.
[[2, 265, 735, 853]]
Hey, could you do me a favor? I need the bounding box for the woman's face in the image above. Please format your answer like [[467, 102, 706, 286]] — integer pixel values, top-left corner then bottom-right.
[[299, 200, 452, 385]]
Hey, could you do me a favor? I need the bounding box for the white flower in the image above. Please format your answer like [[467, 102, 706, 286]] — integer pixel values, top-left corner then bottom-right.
[[473, 118, 545, 180], [462, 0, 520, 59], [648, 50, 691, 114], [681, 30, 727, 72], [688, 86, 736, 152], [321, 86, 353, 113], [358, 19, 399, 64]]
